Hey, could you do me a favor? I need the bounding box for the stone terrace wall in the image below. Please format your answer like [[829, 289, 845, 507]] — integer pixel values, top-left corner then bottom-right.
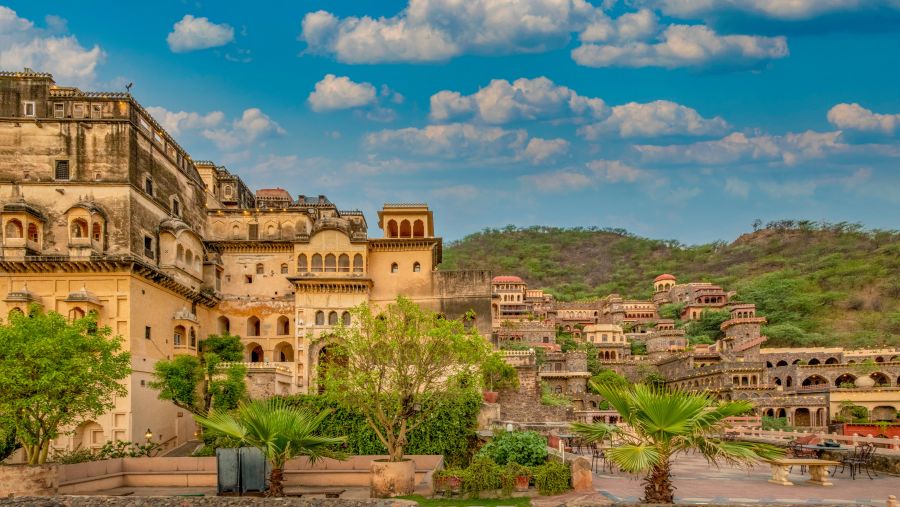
[[0, 499, 415, 507], [0, 465, 57, 497], [498, 365, 572, 422]]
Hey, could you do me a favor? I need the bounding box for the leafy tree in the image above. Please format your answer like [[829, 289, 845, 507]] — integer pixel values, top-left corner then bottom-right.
[[657, 303, 684, 320], [0, 418, 18, 462], [0, 306, 130, 464], [322, 297, 488, 462], [195, 398, 344, 497], [555, 330, 578, 352], [683, 309, 730, 342], [573, 384, 783, 503], [589, 370, 629, 393], [630, 341, 647, 356], [150, 332, 247, 415], [482, 352, 519, 391], [476, 431, 548, 466]]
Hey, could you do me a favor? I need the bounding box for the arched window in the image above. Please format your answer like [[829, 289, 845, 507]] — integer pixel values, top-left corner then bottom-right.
[[413, 220, 424, 238], [391, 262, 399, 273], [71, 218, 88, 238], [247, 316, 260, 336], [28, 223, 40, 243], [280, 263, 288, 274], [267, 224, 276, 238], [341, 311, 351, 326], [69, 307, 85, 320], [274, 342, 294, 362], [6, 219, 23, 239], [413, 262, 421, 273], [387, 220, 398, 238], [176, 244, 184, 262], [189, 328, 196, 347], [186, 250, 193, 267], [324, 254, 336, 272], [298, 254, 308, 272], [328, 311, 338, 325], [256, 263, 264, 275], [91, 222, 101, 242], [400, 220, 411, 238], [315, 311, 325, 326], [311, 254, 323, 272], [232, 224, 240, 239], [277, 316, 290, 336], [338, 254, 350, 272], [218, 316, 230, 334], [353, 254, 364, 273], [174, 325, 185, 346], [248, 343, 263, 362]]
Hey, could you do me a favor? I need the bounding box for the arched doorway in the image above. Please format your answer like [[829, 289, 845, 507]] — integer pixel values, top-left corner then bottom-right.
[[316, 345, 346, 394], [218, 316, 230, 334], [835, 373, 857, 387], [794, 408, 811, 427], [247, 343, 264, 362], [273, 341, 294, 362], [870, 372, 891, 386], [73, 420, 104, 451]]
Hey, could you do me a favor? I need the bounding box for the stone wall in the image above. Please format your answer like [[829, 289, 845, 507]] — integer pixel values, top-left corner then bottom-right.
[[0, 464, 57, 497], [498, 365, 572, 422], [0, 498, 415, 507]]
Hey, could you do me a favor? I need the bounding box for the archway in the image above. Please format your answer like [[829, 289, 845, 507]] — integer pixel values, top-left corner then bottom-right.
[[870, 372, 891, 386], [218, 316, 230, 334], [316, 345, 346, 394], [413, 220, 424, 238], [247, 316, 261, 336], [835, 373, 857, 387], [785, 376, 792, 388], [825, 357, 839, 364], [274, 342, 294, 362], [5, 219, 22, 238], [73, 420, 104, 450], [776, 360, 788, 367], [387, 220, 398, 238], [871, 406, 896, 421], [776, 408, 786, 418], [801, 375, 828, 387], [277, 315, 290, 336], [247, 343, 264, 362], [399, 220, 411, 238], [808, 358, 820, 365]]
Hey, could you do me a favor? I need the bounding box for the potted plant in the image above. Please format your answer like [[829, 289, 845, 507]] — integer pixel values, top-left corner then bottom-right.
[[433, 468, 467, 496], [482, 352, 519, 403], [501, 462, 532, 494], [322, 298, 488, 497]]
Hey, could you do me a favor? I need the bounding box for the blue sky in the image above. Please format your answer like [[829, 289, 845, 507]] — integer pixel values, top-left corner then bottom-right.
[[2, 1, 899, 243]]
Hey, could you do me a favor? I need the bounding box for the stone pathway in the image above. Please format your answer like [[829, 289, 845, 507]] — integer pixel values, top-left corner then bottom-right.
[[588, 452, 899, 505]]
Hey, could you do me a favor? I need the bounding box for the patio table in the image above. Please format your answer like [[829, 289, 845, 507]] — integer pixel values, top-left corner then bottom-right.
[[800, 444, 849, 459]]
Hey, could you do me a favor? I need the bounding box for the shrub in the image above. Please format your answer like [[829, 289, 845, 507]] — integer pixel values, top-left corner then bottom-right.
[[761, 416, 791, 431], [500, 462, 532, 496], [532, 461, 571, 495], [477, 431, 548, 466], [463, 456, 501, 498], [52, 446, 96, 464]]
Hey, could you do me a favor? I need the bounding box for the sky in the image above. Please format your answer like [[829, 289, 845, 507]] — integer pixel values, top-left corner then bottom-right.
[[2, 1, 899, 244]]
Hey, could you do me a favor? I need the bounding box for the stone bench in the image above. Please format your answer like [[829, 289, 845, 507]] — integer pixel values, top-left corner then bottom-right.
[[766, 458, 840, 486]]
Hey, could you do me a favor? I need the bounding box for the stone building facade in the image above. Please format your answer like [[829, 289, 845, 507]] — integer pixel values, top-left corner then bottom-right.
[[0, 70, 492, 454]]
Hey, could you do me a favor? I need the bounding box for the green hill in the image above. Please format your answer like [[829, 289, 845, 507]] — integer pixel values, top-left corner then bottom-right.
[[439, 221, 900, 349]]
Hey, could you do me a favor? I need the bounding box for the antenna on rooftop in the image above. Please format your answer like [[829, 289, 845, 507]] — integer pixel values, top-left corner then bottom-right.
[[125, 82, 133, 93]]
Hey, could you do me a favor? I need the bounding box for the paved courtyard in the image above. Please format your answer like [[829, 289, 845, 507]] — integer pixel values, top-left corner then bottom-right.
[[591, 452, 899, 505]]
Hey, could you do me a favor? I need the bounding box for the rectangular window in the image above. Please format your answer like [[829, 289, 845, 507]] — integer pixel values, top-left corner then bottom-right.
[[54, 160, 70, 180], [53, 103, 65, 118], [90, 103, 102, 119], [248, 223, 258, 240], [73, 103, 85, 119], [145, 326, 151, 339], [138, 116, 150, 131], [143, 236, 154, 259], [23, 101, 35, 117], [172, 199, 180, 217], [244, 275, 253, 284]]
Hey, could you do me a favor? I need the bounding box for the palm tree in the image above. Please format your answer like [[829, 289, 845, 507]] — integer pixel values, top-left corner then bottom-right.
[[573, 384, 784, 503], [195, 398, 346, 497]]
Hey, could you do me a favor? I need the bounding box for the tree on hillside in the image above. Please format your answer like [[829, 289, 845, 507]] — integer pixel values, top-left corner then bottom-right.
[[321, 297, 488, 465], [150, 332, 247, 415], [0, 306, 131, 464], [573, 384, 783, 503], [683, 309, 730, 343]]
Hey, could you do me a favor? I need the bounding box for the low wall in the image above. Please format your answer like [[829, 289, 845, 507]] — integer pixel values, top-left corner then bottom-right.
[[0, 498, 417, 507], [3, 455, 443, 496]]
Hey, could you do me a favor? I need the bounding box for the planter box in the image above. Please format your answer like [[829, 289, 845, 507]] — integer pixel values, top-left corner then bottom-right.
[[842, 424, 900, 438]]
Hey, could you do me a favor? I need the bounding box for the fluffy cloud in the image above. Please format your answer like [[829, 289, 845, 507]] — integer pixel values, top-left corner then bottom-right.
[[308, 74, 377, 111], [430, 77, 607, 123], [572, 24, 788, 69], [365, 123, 528, 159], [300, 0, 600, 63], [167, 15, 234, 53], [523, 138, 570, 164], [0, 6, 105, 85], [638, 0, 900, 21], [827, 103, 900, 135], [146, 107, 224, 134], [202, 108, 286, 150], [635, 130, 845, 166], [579, 100, 729, 139], [586, 160, 650, 182]]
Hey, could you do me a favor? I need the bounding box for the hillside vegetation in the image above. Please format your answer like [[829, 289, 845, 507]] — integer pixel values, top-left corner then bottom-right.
[[440, 221, 900, 349]]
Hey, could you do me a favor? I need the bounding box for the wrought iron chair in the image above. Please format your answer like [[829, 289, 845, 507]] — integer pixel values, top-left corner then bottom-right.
[[836, 443, 877, 480]]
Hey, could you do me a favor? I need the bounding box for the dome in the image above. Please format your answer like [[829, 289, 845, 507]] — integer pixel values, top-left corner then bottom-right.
[[492, 275, 524, 283], [654, 274, 676, 283]]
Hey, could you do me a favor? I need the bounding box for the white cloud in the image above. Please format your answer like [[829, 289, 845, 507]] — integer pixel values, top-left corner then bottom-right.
[[300, 0, 600, 63], [523, 138, 570, 164], [202, 108, 286, 150], [520, 169, 593, 192], [146, 106, 224, 134], [0, 6, 105, 85], [308, 74, 377, 111], [639, 0, 900, 21], [724, 177, 750, 198], [635, 130, 845, 166], [586, 160, 650, 182], [827, 103, 900, 135], [167, 15, 234, 53], [572, 24, 787, 69], [580, 8, 659, 43], [578, 100, 729, 138], [365, 123, 528, 159], [430, 76, 608, 123]]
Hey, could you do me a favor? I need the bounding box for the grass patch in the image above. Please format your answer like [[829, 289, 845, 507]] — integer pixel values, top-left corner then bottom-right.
[[399, 495, 531, 507]]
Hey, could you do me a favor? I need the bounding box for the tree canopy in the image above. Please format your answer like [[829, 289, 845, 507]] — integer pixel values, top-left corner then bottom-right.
[[0, 306, 131, 464]]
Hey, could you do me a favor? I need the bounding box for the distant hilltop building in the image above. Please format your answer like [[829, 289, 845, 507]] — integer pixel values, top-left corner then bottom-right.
[[489, 271, 900, 429], [0, 70, 492, 454]]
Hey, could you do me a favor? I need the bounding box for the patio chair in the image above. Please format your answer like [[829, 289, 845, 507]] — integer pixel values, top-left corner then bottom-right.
[[835, 443, 877, 480], [591, 444, 613, 475], [787, 440, 817, 474]]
